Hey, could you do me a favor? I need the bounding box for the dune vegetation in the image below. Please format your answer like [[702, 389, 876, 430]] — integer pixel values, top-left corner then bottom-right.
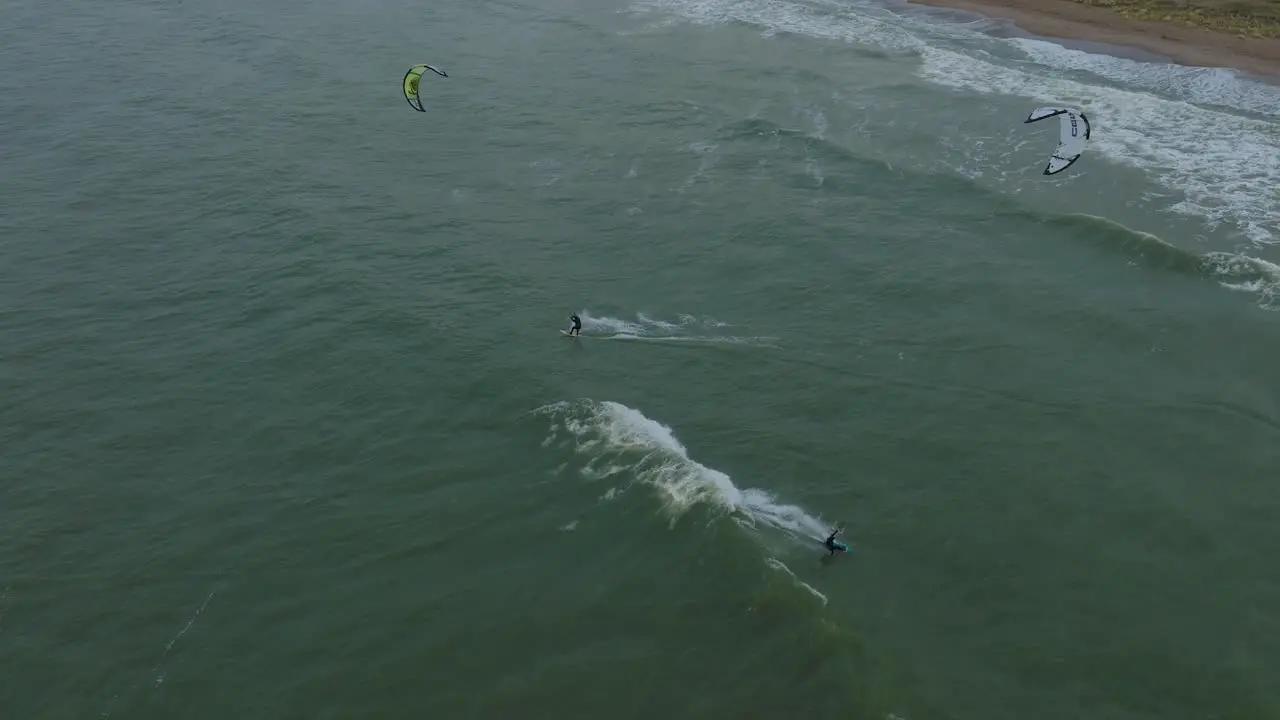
[[1072, 0, 1280, 38]]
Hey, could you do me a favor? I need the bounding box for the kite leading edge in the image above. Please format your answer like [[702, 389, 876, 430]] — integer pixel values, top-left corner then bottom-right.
[[1024, 107, 1091, 176], [403, 64, 448, 112]]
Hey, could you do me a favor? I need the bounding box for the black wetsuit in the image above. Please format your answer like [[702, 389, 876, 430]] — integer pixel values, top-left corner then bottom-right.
[[824, 529, 842, 555], [569, 315, 582, 336]]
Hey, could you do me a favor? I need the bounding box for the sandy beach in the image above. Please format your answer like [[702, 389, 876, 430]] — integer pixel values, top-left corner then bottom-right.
[[907, 0, 1280, 79]]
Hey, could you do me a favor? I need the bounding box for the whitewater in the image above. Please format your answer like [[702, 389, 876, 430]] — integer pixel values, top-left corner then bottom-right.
[[631, 0, 1280, 247]]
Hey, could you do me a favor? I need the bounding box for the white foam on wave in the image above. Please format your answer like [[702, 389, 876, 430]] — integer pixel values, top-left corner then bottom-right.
[[1201, 252, 1280, 310], [634, 0, 926, 53], [629, 0, 1280, 245], [1009, 38, 1280, 119], [535, 399, 832, 542], [917, 46, 1280, 244]]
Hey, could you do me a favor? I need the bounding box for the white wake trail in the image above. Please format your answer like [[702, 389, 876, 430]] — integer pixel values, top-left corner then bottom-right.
[[576, 310, 779, 347]]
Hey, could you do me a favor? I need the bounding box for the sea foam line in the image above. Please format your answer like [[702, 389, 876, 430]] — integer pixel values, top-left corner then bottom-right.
[[917, 45, 1280, 244]]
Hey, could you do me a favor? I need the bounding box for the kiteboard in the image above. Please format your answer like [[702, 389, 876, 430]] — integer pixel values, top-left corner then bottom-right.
[[560, 330, 581, 338]]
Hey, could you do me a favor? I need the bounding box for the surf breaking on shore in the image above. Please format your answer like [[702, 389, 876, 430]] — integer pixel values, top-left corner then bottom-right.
[[904, 0, 1280, 79], [632, 0, 1280, 247]]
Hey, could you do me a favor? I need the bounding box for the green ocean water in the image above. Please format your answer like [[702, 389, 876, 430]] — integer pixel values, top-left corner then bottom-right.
[[3, 0, 1280, 717]]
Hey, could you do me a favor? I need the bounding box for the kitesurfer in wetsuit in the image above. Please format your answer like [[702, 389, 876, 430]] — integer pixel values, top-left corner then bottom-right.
[[567, 314, 582, 337], [824, 527, 845, 555]]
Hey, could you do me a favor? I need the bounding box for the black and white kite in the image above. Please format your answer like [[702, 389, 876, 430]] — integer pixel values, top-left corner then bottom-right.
[[1024, 107, 1091, 175]]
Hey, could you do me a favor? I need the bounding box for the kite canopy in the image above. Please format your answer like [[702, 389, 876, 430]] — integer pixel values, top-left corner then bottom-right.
[[1024, 107, 1091, 175], [403, 64, 448, 112]]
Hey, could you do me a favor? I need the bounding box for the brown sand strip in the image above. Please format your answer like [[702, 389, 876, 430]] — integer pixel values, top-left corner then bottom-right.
[[906, 0, 1280, 80]]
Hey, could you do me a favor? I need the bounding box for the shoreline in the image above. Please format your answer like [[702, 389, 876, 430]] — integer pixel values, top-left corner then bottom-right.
[[902, 0, 1280, 81]]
